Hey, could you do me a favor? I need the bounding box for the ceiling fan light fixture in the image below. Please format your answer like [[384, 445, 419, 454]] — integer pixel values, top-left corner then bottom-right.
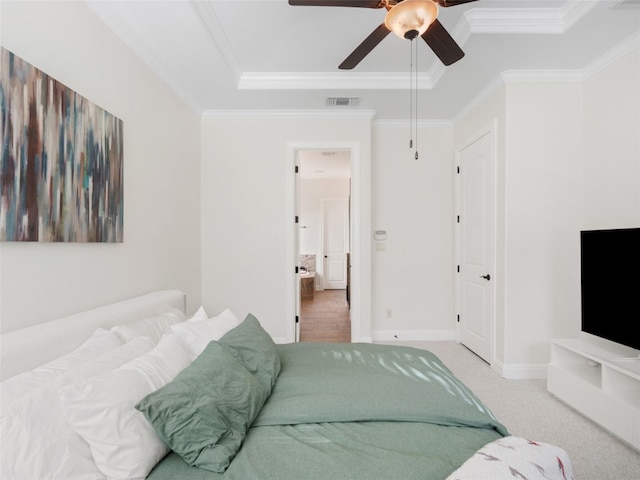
[[384, 0, 438, 40]]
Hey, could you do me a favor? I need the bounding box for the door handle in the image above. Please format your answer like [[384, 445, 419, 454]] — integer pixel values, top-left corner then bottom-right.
[[480, 274, 491, 281]]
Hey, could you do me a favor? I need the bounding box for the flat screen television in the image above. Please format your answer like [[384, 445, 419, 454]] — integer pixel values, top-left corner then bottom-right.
[[580, 227, 640, 351]]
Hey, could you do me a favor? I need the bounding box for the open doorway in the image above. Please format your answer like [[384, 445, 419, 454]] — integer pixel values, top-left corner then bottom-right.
[[297, 150, 351, 342]]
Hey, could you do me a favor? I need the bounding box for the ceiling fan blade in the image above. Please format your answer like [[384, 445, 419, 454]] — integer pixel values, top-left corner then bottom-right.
[[421, 18, 464, 66], [289, 0, 385, 8], [437, 0, 479, 7], [339, 23, 391, 70]]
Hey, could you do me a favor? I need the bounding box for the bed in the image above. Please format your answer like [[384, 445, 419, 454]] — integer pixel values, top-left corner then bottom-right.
[[0, 290, 574, 480]]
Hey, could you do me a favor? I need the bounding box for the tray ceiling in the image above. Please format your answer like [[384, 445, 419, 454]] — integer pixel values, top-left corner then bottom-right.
[[87, 0, 640, 120]]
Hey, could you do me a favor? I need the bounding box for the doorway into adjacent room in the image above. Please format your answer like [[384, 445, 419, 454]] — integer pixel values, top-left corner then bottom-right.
[[297, 150, 351, 343]]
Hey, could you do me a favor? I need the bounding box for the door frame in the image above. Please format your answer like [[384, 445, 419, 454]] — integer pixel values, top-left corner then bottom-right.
[[454, 120, 497, 364], [285, 141, 368, 343]]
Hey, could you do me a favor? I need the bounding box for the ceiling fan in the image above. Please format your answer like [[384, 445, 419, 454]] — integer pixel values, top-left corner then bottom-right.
[[289, 0, 479, 69]]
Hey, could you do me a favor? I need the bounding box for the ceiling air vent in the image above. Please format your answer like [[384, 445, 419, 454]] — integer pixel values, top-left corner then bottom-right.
[[326, 97, 361, 107]]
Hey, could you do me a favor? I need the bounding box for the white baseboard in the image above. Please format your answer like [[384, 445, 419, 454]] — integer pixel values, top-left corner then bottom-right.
[[371, 329, 456, 343], [493, 359, 548, 380]]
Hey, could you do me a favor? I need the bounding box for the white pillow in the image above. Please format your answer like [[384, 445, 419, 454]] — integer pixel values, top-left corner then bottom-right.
[[187, 305, 208, 322], [58, 334, 192, 480], [0, 337, 154, 480], [1, 328, 123, 414], [170, 308, 241, 359], [110, 307, 186, 344]]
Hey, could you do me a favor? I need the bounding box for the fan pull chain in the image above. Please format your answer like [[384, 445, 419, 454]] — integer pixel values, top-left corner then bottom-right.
[[408, 39, 419, 160], [409, 39, 414, 152], [414, 39, 419, 161]]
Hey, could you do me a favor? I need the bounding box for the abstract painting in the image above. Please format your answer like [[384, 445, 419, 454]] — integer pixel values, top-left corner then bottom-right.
[[0, 47, 123, 242]]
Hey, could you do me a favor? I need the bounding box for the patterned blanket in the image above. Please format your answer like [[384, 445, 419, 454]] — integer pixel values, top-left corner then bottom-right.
[[446, 436, 574, 480]]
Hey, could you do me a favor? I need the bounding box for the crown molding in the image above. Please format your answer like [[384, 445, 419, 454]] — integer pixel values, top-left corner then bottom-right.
[[453, 31, 640, 122], [500, 70, 584, 83], [238, 71, 435, 90], [582, 31, 640, 80], [452, 74, 506, 123], [202, 109, 377, 120], [190, 0, 242, 83], [500, 30, 640, 85], [464, 0, 597, 34]]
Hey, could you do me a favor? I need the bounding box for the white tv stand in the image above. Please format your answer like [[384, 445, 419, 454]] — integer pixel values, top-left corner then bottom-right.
[[547, 337, 640, 451]]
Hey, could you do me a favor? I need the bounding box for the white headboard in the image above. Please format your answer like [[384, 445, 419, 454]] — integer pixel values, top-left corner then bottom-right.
[[1, 290, 186, 381]]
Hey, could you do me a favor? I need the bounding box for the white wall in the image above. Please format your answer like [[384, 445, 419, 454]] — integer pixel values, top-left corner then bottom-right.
[[582, 44, 640, 230], [0, 1, 202, 332], [503, 82, 583, 371], [200, 113, 372, 342], [199, 113, 459, 344], [371, 122, 456, 341]]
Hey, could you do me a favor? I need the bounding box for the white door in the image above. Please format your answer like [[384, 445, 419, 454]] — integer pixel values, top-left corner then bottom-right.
[[322, 198, 349, 290], [457, 127, 495, 363]]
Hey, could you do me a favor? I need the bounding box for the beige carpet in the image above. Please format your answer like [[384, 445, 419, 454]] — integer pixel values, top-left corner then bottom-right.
[[380, 340, 640, 480]]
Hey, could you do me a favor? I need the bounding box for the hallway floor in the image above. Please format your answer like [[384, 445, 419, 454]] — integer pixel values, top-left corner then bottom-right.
[[300, 289, 351, 343]]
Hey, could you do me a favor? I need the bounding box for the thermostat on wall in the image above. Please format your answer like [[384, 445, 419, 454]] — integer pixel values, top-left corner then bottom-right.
[[374, 230, 387, 241]]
